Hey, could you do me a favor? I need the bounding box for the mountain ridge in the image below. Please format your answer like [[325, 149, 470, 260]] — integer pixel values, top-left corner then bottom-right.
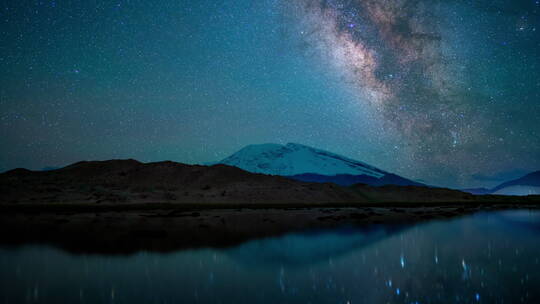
[[462, 171, 540, 196], [0, 158, 502, 205], [217, 143, 421, 187]]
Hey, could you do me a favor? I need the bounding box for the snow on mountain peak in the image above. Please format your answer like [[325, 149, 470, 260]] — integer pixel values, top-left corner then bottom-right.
[[218, 143, 387, 177]]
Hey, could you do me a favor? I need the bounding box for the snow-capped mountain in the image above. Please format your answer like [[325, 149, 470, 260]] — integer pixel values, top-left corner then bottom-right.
[[462, 171, 540, 196], [216, 143, 422, 186], [218, 143, 386, 177], [490, 171, 540, 196]]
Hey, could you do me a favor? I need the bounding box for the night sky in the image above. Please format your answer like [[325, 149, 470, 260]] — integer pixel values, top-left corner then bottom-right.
[[1, 0, 539, 188]]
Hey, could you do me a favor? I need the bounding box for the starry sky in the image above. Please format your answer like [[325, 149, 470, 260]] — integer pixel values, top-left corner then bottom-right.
[[1, 0, 539, 188]]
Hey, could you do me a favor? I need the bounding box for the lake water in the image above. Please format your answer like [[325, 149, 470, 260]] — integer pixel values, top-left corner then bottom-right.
[[1, 210, 540, 303]]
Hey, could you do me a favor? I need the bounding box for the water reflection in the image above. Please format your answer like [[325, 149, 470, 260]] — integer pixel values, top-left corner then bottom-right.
[[225, 225, 407, 267], [1, 210, 539, 303], [496, 210, 540, 232]]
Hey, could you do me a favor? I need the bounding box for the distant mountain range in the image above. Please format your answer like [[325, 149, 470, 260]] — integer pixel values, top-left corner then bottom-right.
[[216, 143, 422, 187], [462, 171, 540, 196], [3, 143, 538, 199], [216, 143, 540, 196]]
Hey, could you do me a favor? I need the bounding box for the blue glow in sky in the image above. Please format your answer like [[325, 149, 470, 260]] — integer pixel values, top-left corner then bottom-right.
[[1, 0, 539, 187]]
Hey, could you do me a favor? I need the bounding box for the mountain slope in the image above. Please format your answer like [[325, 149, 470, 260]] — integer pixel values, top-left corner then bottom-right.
[[217, 143, 421, 187], [288, 173, 424, 187], [461, 188, 491, 195], [287, 173, 380, 186], [461, 171, 540, 196], [218, 143, 387, 177], [491, 171, 540, 195]]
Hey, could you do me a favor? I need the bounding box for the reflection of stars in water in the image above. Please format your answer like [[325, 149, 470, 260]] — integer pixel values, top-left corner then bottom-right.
[[8, 212, 540, 303], [461, 259, 471, 280], [278, 266, 285, 293]]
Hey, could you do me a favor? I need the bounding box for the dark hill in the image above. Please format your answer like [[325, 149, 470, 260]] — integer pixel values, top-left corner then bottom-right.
[[1, 159, 535, 206], [0, 160, 358, 204]]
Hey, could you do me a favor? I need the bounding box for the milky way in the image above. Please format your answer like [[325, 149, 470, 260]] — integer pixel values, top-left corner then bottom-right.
[[286, 0, 498, 182]]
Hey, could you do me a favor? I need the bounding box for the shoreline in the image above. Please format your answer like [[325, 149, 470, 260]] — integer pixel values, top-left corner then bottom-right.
[[1, 199, 540, 213], [1, 204, 539, 255]]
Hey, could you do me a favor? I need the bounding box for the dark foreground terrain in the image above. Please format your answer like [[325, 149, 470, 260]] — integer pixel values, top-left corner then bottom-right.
[[2, 159, 539, 205], [1, 159, 540, 254]]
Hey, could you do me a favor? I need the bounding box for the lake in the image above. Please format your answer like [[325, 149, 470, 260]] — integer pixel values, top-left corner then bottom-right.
[[1, 210, 539, 303]]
